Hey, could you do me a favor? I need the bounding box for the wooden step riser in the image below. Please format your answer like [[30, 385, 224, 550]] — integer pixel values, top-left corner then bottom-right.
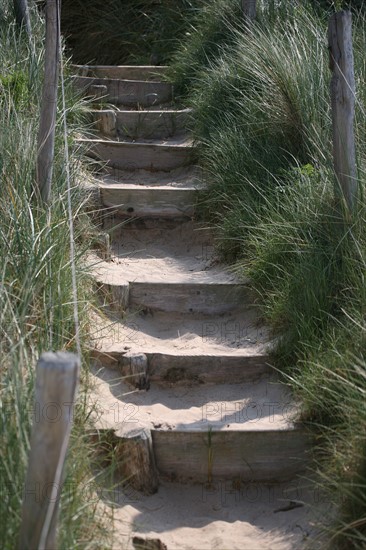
[[91, 109, 191, 140], [100, 186, 196, 218], [130, 282, 253, 314], [84, 140, 194, 171], [102, 215, 194, 232], [152, 430, 311, 483], [72, 76, 173, 106], [97, 281, 254, 314], [73, 65, 169, 81], [92, 351, 272, 384], [96, 428, 311, 484], [102, 220, 213, 245]]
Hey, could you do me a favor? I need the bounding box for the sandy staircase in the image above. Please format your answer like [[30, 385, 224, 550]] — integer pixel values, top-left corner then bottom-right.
[[74, 65, 316, 549]]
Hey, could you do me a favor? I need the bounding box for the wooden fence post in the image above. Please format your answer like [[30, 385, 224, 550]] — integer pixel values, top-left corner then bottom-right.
[[328, 10, 357, 213], [18, 352, 80, 550], [242, 0, 256, 23], [13, 0, 32, 36], [36, 0, 60, 204]]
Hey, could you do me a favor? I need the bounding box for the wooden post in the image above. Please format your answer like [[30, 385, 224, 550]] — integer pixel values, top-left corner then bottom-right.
[[18, 352, 80, 550], [116, 428, 159, 495], [328, 11, 357, 213], [242, 0, 256, 23], [89, 84, 108, 100], [13, 0, 32, 36], [120, 352, 149, 390], [36, 0, 60, 204], [94, 110, 117, 138]]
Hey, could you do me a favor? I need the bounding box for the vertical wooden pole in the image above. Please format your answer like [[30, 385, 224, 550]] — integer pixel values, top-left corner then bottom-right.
[[36, 0, 60, 204], [328, 11, 357, 213], [242, 0, 256, 23], [13, 0, 32, 36], [18, 352, 80, 550]]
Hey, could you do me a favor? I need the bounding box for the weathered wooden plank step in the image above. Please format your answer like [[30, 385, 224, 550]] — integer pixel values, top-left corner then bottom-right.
[[105, 216, 212, 252], [80, 138, 194, 171], [72, 75, 173, 106], [72, 64, 169, 81], [91, 108, 192, 140], [90, 370, 311, 483], [152, 428, 311, 483], [89, 308, 270, 384], [92, 350, 271, 384], [96, 280, 254, 314], [99, 183, 197, 218]]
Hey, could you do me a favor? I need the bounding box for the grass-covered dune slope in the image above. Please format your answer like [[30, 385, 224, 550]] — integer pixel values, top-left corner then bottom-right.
[[169, 0, 366, 547], [61, 0, 206, 65], [0, 2, 110, 547]]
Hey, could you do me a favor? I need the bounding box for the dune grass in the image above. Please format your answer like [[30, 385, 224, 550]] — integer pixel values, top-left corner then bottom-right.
[[61, 0, 206, 66], [0, 3, 112, 547], [169, 0, 366, 546]]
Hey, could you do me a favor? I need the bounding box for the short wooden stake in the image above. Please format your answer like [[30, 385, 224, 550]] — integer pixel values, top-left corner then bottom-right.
[[18, 352, 80, 550], [95, 110, 117, 138], [116, 428, 159, 495], [328, 11, 357, 213], [120, 352, 149, 390], [100, 232, 112, 261], [89, 84, 108, 99]]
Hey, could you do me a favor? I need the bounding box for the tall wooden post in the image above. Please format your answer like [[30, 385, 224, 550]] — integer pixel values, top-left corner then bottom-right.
[[36, 0, 60, 204], [328, 11, 357, 213], [242, 0, 256, 23], [13, 0, 32, 36], [18, 352, 80, 550]]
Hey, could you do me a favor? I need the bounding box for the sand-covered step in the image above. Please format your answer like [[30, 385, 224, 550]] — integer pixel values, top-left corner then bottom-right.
[[93, 350, 271, 385], [93, 228, 253, 311], [90, 306, 270, 384], [95, 219, 221, 279], [92, 218, 241, 284], [72, 75, 173, 107], [91, 304, 268, 353], [100, 166, 200, 188], [73, 64, 169, 81], [93, 216, 251, 310], [80, 138, 194, 171], [90, 368, 311, 482], [106, 479, 322, 550], [98, 183, 197, 218], [91, 109, 192, 140]]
